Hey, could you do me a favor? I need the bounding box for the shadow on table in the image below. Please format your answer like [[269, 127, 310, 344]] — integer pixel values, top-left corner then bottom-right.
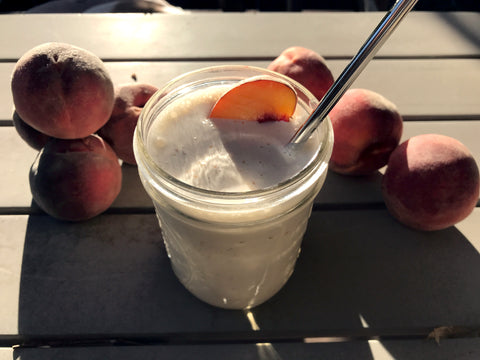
[[16, 211, 253, 336], [437, 12, 480, 51], [314, 170, 384, 207], [15, 210, 374, 359], [16, 194, 480, 359], [251, 208, 480, 359]]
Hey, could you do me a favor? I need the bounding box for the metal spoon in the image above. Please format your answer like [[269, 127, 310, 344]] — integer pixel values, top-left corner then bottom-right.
[[289, 0, 419, 144]]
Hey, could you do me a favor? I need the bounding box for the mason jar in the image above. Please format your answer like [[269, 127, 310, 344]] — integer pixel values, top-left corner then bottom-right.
[[133, 65, 333, 309]]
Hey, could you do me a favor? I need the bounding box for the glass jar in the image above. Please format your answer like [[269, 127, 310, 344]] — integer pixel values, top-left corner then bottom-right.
[[134, 65, 333, 309]]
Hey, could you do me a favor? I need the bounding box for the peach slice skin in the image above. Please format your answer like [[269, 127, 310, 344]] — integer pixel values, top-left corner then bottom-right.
[[209, 77, 297, 122]]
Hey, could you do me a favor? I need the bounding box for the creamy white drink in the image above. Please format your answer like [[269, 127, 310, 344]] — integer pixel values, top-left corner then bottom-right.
[[147, 84, 319, 192], [134, 66, 333, 309]]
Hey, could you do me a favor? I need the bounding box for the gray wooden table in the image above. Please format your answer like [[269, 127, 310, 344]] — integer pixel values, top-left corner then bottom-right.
[[0, 11, 479, 359]]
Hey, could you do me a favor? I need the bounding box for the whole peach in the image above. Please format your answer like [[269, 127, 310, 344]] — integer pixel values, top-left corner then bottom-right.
[[11, 42, 114, 139], [328, 88, 403, 175], [12, 110, 50, 150], [382, 134, 479, 231], [98, 83, 158, 165], [267, 46, 334, 100], [30, 134, 122, 221]]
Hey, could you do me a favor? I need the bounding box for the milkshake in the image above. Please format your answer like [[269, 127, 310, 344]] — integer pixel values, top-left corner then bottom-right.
[[134, 66, 333, 309]]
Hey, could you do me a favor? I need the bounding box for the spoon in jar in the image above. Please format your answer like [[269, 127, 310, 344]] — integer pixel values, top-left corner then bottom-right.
[[289, 0, 418, 144]]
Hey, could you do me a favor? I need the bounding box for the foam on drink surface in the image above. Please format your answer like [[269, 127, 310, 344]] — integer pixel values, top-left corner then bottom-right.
[[146, 83, 318, 192]]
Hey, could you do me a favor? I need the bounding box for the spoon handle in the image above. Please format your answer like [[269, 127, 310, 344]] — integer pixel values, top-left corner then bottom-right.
[[289, 0, 418, 144]]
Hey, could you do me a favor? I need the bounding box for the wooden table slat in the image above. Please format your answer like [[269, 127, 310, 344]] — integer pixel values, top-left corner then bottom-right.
[[3, 119, 480, 210], [2, 58, 480, 121], [0, 12, 479, 60]]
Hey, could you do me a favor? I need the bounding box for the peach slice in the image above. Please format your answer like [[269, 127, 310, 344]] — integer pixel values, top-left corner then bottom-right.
[[209, 76, 297, 122]]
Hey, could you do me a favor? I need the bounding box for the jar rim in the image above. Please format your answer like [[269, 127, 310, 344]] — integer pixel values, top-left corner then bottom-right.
[[134, 65, 333, 202]]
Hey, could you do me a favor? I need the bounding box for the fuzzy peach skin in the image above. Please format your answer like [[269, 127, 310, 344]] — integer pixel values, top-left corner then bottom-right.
[[29, 134, 122, 221], [12, 110, 50, 150], [382, 134, 479, 231], [267, 46, 334, 101], [11, 42, 114, 139], [98, 83, 158, 165], [328, 88, 403, 175]]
